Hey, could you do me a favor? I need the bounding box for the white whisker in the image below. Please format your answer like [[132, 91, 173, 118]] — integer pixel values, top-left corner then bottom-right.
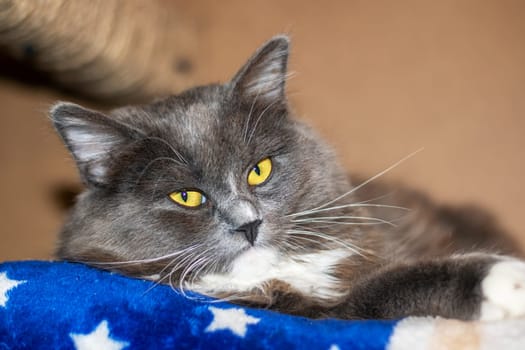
[[286, 229, 368, 257], [296, 220, 393, 227], [84, 245, 202, 267], [292, 215, 396, 227], [287, 148, 423, 218], [285, 234, 336, 251], [135, 156, 185, 187], [178, 248, 215, 299], [246, 99, 282, 145], [351, 192, 396, 205], [243, 89, 261, 143], [144, 136, 188, 164], [338, 203, 409, 211]]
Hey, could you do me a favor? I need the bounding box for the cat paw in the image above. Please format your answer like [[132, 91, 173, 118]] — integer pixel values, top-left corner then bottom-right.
[[480, 259, 525, 320]]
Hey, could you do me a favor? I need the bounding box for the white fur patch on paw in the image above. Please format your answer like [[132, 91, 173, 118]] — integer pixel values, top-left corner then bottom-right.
[[480, 259, 525, 320]]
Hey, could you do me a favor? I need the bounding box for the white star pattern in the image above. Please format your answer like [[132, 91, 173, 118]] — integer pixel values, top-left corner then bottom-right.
[[205, 306, 260, 337], [70, 320, 129, 350], [0, 272, 25, 307]]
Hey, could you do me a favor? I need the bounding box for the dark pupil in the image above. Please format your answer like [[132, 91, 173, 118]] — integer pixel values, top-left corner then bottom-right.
[[181, 191, 188, 202], [253, 165, 261, 176]]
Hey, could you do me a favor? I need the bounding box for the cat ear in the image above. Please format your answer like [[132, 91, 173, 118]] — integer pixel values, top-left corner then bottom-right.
[[231, 35, 290, 104], [51, 102, 138, 186]]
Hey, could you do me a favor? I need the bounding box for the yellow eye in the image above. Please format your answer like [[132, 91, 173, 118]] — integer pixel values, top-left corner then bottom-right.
[[247, 158, 272, 186], [169, 190, 206, 208]]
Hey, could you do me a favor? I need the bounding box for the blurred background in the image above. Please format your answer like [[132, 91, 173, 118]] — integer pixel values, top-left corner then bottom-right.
[[0, 0, 524, 260]]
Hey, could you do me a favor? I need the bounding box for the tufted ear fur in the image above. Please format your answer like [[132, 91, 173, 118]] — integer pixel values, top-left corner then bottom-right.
[[231, 35, 290, 105], [51, 102, 140, 187]]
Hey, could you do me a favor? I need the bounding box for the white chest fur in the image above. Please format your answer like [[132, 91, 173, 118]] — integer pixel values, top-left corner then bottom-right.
[[191, 247, 350, 300]]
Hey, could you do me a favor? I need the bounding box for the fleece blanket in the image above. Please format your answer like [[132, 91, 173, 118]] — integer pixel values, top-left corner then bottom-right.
[[0, 261, 524, 350]]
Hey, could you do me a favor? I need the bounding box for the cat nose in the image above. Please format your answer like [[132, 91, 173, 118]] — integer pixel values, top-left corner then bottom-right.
[[235, 219, 262, 246]]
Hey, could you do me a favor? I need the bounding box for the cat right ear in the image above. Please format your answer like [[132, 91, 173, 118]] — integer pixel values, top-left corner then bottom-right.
[[50, 102, 138, 187], [231, 35, 290, 105]]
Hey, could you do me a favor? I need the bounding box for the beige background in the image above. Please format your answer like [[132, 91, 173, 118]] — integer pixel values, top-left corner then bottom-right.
[[1, 0, 524, 260]]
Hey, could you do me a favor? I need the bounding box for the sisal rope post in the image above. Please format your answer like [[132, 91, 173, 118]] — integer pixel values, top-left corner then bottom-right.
[[0, 0, 198, 103]]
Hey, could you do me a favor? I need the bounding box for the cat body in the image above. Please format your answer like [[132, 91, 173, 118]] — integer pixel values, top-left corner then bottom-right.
[[52, 36, 525, 321]]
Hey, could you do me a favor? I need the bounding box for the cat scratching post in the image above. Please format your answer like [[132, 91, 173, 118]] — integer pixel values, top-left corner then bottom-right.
[[0, 0, 198, 103]]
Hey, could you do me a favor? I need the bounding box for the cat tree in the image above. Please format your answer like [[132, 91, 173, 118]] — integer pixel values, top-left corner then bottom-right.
[[0, 0, 198, 103]]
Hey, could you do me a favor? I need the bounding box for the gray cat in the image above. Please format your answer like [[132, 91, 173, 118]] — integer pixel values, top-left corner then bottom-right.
[[51, 36, 525, 320]]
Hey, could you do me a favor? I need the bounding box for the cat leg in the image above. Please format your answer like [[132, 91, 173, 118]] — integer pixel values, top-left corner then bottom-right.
[[331, 254, 525, 320]]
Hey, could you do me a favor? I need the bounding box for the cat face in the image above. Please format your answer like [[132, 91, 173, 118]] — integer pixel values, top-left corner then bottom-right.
[[52, 36, 352, 287]]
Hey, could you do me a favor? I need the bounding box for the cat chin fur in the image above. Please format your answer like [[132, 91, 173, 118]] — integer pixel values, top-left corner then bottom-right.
[[190, 247, 351, 301]]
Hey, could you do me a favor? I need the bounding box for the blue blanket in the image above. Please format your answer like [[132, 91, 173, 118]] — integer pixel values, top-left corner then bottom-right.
[[1, 261, 524, 349]]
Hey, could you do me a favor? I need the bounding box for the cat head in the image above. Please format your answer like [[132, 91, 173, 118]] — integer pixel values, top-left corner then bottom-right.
[[51, 36, 352, 283]]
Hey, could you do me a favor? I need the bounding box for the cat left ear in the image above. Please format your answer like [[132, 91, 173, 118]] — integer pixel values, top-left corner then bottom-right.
[[50, 102, 139, 187], [231, 35, 290, 104]]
